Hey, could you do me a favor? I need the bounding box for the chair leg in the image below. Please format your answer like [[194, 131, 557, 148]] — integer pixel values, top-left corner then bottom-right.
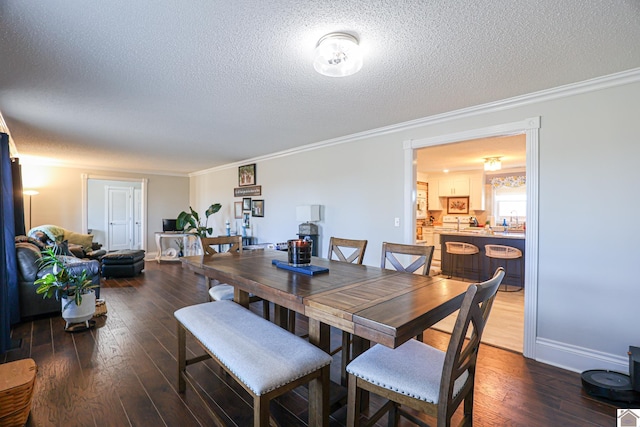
[[340, 332, 351, 386], [387, 403, 400, 427], [462, 387, 474, 426], [261, 300, 270, 320], [254, 395, 270, 427], [346, 375, 362, 427]]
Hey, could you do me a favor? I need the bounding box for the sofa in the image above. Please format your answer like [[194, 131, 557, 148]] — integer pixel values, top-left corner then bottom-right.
[[15, 236, 101, 320]]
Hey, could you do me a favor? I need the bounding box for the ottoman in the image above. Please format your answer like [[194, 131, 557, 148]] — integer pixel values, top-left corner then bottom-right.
[[101, 250, 145, 278]]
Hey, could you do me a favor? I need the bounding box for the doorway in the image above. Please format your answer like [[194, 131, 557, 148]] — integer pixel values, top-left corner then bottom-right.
[[404, 117, 540, 358], [81, 174, 148, 252]]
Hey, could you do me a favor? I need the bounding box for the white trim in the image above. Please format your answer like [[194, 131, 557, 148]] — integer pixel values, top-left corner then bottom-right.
[[192, 69, 639, 176], [535, 338, 628, 374], [404, 117, 540, 360]]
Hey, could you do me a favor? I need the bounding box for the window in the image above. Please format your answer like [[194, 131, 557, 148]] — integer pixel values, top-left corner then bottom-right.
[[494, 185, 526, 226]]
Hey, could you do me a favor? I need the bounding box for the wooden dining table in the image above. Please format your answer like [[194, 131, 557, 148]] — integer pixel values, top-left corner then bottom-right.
[[181, 249, 471, 424]]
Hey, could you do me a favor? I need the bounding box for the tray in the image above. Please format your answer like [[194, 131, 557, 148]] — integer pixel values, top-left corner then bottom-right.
[[271, 259, 329, 276]]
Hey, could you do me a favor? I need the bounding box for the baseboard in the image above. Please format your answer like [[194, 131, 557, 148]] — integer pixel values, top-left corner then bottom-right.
[[536, 337, 629, 374]]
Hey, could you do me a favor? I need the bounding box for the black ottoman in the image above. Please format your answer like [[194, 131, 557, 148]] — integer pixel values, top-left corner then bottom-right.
[[101, 250, 145, 278]]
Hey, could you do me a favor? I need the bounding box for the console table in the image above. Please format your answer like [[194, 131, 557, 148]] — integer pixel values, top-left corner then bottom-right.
[[154, 232, 201, 263]]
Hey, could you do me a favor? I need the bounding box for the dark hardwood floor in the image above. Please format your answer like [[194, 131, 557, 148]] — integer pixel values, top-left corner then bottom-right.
[[4, 261, 617, 426]]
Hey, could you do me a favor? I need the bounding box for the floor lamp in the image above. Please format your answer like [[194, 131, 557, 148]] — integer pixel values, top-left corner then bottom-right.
[[23, 190, 39, 231]]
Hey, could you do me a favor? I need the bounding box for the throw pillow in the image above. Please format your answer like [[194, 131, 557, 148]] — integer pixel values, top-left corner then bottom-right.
[[64, 231, 94, 251]]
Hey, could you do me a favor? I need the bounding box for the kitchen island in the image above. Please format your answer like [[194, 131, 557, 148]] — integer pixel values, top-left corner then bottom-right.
[[437, 230, 525, 287]]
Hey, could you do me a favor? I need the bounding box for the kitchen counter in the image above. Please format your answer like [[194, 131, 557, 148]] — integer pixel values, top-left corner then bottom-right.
[[436, 230, 525, 239], [439, 232, 525, 286]]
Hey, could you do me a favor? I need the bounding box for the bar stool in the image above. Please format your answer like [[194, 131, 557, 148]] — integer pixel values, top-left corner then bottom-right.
[[444, 241, 480, 282], [485, 244, 524, 292]]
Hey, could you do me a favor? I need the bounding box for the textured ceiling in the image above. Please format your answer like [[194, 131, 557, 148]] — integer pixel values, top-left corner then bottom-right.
[[1, 1, 639, 175]]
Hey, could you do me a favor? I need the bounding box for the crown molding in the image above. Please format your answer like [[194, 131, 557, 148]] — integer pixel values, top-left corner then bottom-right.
[[191, 67, 640, 177]]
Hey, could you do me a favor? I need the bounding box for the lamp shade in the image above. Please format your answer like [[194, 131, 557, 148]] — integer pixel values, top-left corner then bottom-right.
[[296, 205, 320, 222]]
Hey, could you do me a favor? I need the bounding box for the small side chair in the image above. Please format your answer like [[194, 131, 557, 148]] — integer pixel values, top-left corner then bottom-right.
[[346, 268, 505, 427]]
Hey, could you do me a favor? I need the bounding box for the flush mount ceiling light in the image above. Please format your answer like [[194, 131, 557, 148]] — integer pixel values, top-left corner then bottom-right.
[[484, 157, 502, 171], [313, 32, 363, 77]]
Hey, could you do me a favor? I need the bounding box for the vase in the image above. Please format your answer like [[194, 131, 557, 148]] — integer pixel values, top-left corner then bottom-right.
[[61, 290, 96, 329]]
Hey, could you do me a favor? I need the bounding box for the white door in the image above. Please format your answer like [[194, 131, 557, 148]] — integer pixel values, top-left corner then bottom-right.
[[107, 186, 133, 251], [133, 188, 142, 249]]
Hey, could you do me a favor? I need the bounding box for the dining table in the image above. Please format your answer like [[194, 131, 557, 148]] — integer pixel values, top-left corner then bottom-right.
[[181, 249, 471, 424]]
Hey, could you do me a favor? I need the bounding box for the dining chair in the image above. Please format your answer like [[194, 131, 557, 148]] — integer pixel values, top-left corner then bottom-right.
[[380, 242, 435, 276], [326, 237, 368, 385], [380, 241, 435, 341], [200, 236, 270, 320], [328, 237, 368, 264], [345, 267, 505, 427]]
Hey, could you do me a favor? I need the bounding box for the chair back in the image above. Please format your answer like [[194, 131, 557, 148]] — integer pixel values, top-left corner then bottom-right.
[[438, 267, 505, 421], [327, 237, 367, 264], [200, 236, 242, 257], [380, 242, 434, 275]]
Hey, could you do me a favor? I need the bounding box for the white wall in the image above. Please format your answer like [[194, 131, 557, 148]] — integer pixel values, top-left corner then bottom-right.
[[21, 164, 189, 251], [190, 74, 640, 374]]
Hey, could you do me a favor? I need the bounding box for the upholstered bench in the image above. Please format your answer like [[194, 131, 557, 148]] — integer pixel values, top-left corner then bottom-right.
[[175, 301, 332, 426], [100, 249, 145, 278]]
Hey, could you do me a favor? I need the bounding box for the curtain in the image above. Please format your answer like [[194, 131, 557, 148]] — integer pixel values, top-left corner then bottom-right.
[[1, 132, 20, 354], [12, 158, 25, 236]]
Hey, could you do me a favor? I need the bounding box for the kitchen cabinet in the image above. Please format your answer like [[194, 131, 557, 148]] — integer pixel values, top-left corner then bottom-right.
[[427, 179, 443, 210], [469, 172, 485, 210], [438, 177, 470, 196]]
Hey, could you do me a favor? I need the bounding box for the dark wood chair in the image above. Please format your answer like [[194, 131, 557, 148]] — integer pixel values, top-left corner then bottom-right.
[[381, 242, 435, 341], [327, 237, 368, 385], [345, 268, 505, 427], [328, 237, 368, 264], [380, 242, 434, 276], [199, 236, 269, 320]]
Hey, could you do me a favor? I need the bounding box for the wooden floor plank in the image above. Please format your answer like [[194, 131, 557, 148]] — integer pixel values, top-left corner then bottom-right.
[[4, 261, 617, 426]]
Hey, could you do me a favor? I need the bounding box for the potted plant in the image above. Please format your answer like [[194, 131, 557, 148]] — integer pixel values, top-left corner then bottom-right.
[[34, 247, 99, 329], [176, 203, 222, 238]]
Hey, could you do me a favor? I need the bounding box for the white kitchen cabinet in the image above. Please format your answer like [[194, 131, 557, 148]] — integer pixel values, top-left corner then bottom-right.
[[427, 179, 443, 210], [438, 176, 470, 196], [469, 172, 485, 210]]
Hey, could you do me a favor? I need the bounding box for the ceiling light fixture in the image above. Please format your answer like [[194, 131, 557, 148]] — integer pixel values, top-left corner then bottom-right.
[[313, 32, 363, 77], [484, 157, 502, 171]]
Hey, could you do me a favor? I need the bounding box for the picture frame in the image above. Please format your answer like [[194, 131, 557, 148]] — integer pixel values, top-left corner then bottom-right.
[[242, 197, 252, 211], [234, 201, 243, 219], [251, 199, 264, 217], [447, 196, 469, 214], [238, 163, 256, 186], [243, 212, 251, 228]]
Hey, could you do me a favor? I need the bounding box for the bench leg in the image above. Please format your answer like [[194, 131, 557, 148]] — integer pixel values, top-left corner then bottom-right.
[[308, 365, 330, 427], [177, 323, 186, 393]]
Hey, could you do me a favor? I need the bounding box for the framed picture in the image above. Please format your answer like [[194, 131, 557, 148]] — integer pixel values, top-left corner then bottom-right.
[[243, 212, 251, 228], [447, 197, 469, 214], [234, 201, 243, 219], [242, 197, 252, 211], [239, 163, 256, 186], [251, 199, 264, 217]]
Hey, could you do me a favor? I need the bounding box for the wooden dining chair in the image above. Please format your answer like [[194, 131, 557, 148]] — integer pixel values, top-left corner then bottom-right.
[[345, 267, 505, 427], [328, 237, 368, 264], [326, 237, 368, 385], [200, 236, 270, 320], [380, 242, 435, 276], [381, 242, 435, 341]]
